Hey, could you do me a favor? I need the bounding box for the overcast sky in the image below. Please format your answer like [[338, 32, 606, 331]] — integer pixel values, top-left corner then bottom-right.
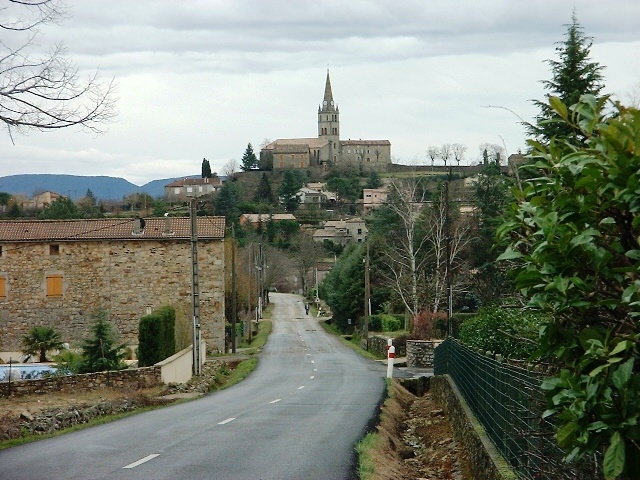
[[1, 0, 639, 186]]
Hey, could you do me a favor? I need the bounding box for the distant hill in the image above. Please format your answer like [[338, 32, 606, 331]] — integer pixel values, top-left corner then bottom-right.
[[0, 174, 199, 200]]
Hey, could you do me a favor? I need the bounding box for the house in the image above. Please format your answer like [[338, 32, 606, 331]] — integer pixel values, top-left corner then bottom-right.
[[239, 213, 297, 228], [261, 70, 391, 171], [297, 187, 325, 206], [0, 216, 226, 353], [312, 217, 368, 245], [362, 188, 388, 214], [164, 177, 222, 201], [17, 191, 67, 211]]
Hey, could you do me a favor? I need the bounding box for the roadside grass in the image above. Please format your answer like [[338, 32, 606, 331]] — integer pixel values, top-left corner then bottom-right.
[[319, 320, 379, 360], [237, 319, 272, 353], [209, 357, 258, 391], [355, 431, 379, 480]]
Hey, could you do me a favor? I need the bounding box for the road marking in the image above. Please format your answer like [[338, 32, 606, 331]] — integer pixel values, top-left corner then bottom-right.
[[310, 375, 315, 379], [269, 398, 281, 404], [123, 454, 160, 469], [298, 385, 305, 390], [313, 368, 317, 372], [310, 360, 315, 364], [218, 417, 236, 425]]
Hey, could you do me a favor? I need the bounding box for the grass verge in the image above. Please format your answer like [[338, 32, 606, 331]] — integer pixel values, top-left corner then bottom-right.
[[209, 357, 258, 391]]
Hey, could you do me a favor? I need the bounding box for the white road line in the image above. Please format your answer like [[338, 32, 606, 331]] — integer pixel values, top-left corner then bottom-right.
[[313, 368, 317, 372], [298, 385, 305, 390], [218, 417, 236, 425], [310, 360, 315, 364], [269, 398, 281, 404], [123, 454, 160, 469], [310, 375, 315, 379]]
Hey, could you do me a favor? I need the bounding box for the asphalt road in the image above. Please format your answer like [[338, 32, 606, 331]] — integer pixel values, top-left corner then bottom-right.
[[0, 293, 386, 480]]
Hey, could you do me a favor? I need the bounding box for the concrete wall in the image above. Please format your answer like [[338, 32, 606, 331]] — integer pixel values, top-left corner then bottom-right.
[[0, 238, 225, 352], [430, 375, 518, 480], [157, 340, 206, 385]]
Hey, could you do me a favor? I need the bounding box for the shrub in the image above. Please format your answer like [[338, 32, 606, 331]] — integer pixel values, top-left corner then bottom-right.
[[138, 306, 176, 367], [411, 310, 448, 340], [458, 306, 544, 359]]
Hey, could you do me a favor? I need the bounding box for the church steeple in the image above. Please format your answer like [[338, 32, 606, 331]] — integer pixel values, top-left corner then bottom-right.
[[322, 69, 335, 111], [318, 70, 339, 142]]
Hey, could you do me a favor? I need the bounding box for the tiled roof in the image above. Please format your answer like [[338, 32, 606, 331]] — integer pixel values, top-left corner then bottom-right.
[[264, 138, 328, 150], [341, 140, 390, 146], [165, 177, 222, 187], [0, 217, 226, 242]]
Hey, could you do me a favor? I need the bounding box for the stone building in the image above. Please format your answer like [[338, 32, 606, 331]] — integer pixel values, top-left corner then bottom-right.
[[0, 216, 226, 353], [164, 177, 222, 202], [261, 70, 391, 170]]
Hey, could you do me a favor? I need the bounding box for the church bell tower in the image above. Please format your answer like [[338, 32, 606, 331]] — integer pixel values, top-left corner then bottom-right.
[[318, 70, 340, 152]]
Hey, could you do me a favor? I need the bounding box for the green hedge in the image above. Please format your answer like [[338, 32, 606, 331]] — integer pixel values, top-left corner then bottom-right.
[[138, 306, 176, 367], [369, 314, 403, 332]]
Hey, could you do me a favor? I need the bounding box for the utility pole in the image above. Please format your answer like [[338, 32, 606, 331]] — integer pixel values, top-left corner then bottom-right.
[[364, 241, 371, 349], [231, 224, 237, 354], [190, 197, 201, 375]]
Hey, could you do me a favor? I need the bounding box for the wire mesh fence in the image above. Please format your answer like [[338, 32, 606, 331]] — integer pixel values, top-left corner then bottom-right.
[[434, 338, 602, 480]]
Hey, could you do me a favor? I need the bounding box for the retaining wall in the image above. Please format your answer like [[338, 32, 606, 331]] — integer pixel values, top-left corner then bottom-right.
[[430, 375, 518, 480]]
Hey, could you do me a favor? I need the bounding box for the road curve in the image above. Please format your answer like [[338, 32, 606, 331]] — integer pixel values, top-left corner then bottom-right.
[[0, 293, 386, 480]]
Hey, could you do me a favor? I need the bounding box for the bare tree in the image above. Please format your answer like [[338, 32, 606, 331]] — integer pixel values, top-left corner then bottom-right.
[[221, 159, 238, 177], [1, 0, 116, 139], [426, 146, 439, 167], [451, 143, 467, 166], [478, 143, 505, 165], [376, 176, 431, 318], [439, 144, 452, 166], [376, 177, 473, 317], [289, 232, 322, 295], [421, 187, 473, 313]]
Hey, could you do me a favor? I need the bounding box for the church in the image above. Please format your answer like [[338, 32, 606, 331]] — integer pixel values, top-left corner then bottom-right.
[[260, 71, 392, 170]]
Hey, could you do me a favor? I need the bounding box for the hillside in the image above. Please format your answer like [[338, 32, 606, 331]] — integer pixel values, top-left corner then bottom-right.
[[0, 174, 199, 201]]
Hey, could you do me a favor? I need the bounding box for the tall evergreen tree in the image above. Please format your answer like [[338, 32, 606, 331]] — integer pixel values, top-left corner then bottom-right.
[[201, 158, 213, 178], [214, 180, 241, 225], [528, 12, 605, 145], [254, 172, 275, 204], [278, 170, 303, 212], [240, 143, 259, 171], [365, 169, 382, 189]]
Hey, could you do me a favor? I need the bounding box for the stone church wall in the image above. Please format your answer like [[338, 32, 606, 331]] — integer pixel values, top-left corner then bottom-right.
[[0, 239, 225, 353]]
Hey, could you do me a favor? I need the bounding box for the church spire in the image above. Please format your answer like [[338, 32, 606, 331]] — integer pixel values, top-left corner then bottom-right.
[[320, 69, 336, 112]]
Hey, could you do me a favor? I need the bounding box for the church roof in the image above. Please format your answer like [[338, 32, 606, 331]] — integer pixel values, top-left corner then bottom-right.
[[263, 138, 328, 150], [342, 139, 391, 146]]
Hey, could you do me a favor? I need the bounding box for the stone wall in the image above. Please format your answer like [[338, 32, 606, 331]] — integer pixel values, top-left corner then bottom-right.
[[0, 367, 162, 398], [406, 340, 442, 368], [365, 335, 406, 359], [430, 375, 518, 480], [0, 238, 225, 352]]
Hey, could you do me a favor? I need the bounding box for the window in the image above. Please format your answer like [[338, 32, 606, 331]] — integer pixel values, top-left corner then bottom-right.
[[174, 187, 180, 195], [0, 276, 6, 299], [46, 275, 63, 298], [49, 244, 59, 255]]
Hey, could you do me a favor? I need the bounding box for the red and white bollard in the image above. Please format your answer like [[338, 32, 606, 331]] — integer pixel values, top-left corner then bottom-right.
[[387, 343, 395, 378]]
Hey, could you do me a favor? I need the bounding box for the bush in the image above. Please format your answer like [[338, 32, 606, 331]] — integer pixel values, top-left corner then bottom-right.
[[138, 306, 176, 367], [458, 306, 544, 359], [368, 314, 403, 332]]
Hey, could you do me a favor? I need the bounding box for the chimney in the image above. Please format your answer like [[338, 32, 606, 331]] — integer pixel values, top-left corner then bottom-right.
[[163, 213, 174, 236]]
